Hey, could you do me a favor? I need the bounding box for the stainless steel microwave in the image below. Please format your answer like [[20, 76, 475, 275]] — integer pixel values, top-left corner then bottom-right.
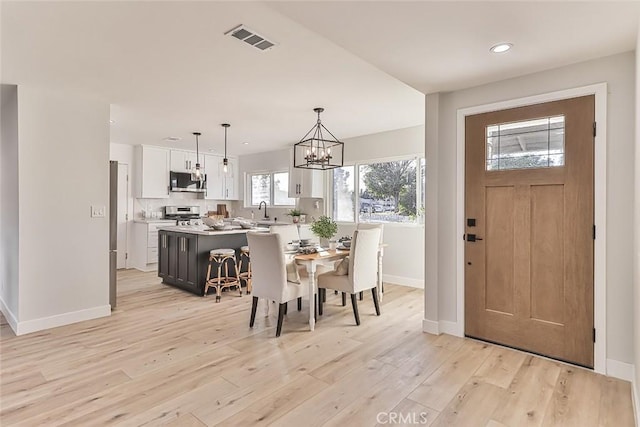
[[169, 171, 206, 193]]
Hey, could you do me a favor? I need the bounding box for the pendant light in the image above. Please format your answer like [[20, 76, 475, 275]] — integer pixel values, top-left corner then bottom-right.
[[191, 131, 204, 182], [293, 107, 344, 170], [220, 123, 233, 178]]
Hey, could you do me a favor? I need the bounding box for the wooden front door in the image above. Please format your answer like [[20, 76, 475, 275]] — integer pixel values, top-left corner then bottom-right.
[[464, 95, 595, 368]]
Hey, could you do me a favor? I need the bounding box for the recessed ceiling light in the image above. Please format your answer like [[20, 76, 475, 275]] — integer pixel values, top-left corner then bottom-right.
[[109, 119, 115, 124], [243, 142, 249, 145], [163, 136, 182, 142], [490, 43, 513, 53], [208, 149, 216, 152]]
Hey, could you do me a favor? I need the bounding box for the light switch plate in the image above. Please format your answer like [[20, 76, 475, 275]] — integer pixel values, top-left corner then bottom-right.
[[91, 205, 106, 218]]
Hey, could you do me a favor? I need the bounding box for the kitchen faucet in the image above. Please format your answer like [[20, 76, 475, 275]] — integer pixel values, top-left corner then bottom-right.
[[258, 201, 269, 219]]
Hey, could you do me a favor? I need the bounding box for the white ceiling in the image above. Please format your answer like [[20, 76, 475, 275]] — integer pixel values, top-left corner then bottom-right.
[[2, 1, 638, 155], [270, 1, 640, 94]]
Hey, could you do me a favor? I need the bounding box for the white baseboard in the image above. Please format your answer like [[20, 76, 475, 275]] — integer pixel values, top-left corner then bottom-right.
[[0, 296, 18, 335], [439, 320, 462, 336], [422, 319, 462, 337], [383, 274, 423, 289], [15, 305, 111, 335], [607, 359, 635, 382], [422, 319, 440, 334], [134, 264, 157, 273]]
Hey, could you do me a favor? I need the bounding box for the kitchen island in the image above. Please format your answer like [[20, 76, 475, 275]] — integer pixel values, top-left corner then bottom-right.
[[157, 226, 268, 296]]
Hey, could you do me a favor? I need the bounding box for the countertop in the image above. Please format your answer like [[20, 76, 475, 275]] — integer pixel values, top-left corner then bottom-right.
[[158, 225, 269, 236], [133, 219, 176, 224]]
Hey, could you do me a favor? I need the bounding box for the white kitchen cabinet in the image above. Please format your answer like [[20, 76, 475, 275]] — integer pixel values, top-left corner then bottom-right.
[[203, 154, 239, 200], [288, 150, 324, 198], [132, 220, 174, 271], [170, 150, 202, 173], [135, 145, 170, 199]]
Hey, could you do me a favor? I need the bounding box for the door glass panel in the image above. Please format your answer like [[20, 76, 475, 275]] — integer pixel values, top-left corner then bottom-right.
[[486, 115, 565, 171]]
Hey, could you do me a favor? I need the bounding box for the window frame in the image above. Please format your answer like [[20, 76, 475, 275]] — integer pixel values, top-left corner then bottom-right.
[[245, 170, 295, 208], [328, 154, 425, 227]]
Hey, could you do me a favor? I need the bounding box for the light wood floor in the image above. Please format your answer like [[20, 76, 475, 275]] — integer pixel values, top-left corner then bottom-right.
[[0, 269, 635, 426]]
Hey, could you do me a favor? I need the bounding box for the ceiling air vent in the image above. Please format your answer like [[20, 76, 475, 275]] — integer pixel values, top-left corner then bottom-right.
[[226, 25, 276, 52]]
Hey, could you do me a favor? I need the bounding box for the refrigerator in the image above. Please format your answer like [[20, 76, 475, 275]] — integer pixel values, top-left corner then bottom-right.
[[109, 161, 118, 309]]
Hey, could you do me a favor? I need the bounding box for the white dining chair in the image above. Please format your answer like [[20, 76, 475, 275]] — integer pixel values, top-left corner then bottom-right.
[[317, 228, 381, 325], [269, 224, 300, 248], [270, 223, 329, 281], [246, 232, 308, 337]]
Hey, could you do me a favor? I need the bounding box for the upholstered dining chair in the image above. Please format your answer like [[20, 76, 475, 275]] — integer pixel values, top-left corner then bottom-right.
[[246, 232, 308, 337], [269, 224, 300, 249], [317, 228, 381, 325], [270, 224, 330, 280]]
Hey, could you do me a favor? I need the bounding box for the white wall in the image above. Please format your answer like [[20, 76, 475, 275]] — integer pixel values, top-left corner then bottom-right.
[[425, 52, 636, 366], [14, 86, 111, 333], [1, 85, 19, 327]]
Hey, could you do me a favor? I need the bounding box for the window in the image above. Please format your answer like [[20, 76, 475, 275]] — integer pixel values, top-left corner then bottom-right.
[[248, 171, 295, 207], [250, 174, 270, 206], [332, 166, 355, 222], [332, 157, 425, 225], [486, 115, 565, 171]]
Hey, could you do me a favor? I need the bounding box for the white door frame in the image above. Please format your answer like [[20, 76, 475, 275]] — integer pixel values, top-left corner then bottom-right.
[[455, 83, 607, 374]]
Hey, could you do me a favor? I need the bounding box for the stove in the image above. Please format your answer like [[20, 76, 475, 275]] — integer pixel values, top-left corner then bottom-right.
[[177, 218, 203, 226], [164, 206, 202, 225]]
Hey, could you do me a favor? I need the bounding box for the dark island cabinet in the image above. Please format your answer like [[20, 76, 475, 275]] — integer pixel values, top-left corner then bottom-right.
[[158, 229, 249, 296], [158, 231, 200, 294], [176, 233, 198, 288]]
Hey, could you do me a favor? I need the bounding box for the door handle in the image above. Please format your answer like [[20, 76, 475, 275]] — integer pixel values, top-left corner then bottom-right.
[[465, 234, 483, 242]]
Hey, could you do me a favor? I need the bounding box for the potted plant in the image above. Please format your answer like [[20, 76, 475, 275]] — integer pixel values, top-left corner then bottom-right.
[[287, 208, 304, 224], [310, 215, 338, 249]]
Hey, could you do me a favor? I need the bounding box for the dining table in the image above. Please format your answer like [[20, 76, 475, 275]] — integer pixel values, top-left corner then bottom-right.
[[294, 244, 386, 331]]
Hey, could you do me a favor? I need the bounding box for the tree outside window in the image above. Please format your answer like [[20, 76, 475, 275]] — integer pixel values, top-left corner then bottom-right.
[[359, 159, 417, 223]]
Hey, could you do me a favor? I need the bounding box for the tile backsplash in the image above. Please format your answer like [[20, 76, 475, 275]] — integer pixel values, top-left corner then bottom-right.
[[135, 193, 324, 223], [135, 193, 237, 219]]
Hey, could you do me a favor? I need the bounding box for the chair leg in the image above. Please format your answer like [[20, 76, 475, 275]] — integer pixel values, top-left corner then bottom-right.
[[318, 289, 324, 316], [342, 292, 346, 306], [350, 293, 360, 326], [276, 303, 286, 337], [284, 301, 288, 315], [371, 288, 381, 316], [297, 297, 302, 311], [322, 289, 326, 302], [250, 296, 259, 327], [359, 291, 363, 301]]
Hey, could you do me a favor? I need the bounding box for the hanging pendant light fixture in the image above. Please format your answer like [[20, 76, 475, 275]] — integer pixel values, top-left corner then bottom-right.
[[220, 123, 233, 178], [190, 131, 204, 182], [293, 107, 344, 170]]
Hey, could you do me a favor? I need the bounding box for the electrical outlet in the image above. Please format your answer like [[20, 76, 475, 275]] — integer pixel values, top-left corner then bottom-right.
[[91, 205, 106, 218]]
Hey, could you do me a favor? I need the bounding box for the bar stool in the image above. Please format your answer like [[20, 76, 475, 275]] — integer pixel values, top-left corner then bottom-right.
[[237, 245, 252, 294], [205, 248, 241, 302]]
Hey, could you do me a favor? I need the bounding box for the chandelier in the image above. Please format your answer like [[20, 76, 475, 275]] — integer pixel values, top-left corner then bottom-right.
[[293, 107, 344, 170]]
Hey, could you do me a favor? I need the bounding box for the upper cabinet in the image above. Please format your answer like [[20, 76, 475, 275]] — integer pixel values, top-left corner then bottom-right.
[[288, 150, 324, 198], [170, 150, 202, 173], [136, 145, 170, 199], [203, 154, 239, 200]]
